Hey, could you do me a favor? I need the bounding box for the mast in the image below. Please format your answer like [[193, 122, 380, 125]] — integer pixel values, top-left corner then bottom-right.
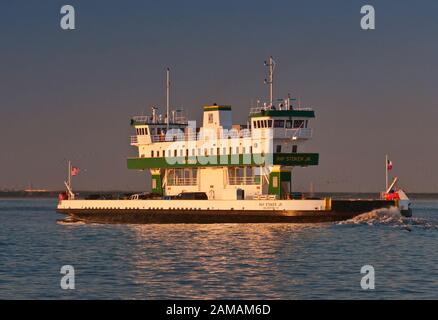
[[264, 56, 275, 107], [385, 154, 388, 191], [166, 67, 170, 130], [67, 160, 72, 199], [68, 160, 71, 191]]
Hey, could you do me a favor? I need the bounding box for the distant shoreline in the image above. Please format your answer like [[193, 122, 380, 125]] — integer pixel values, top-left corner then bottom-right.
[[0, 191, 142, 199], [1, 191, 438, 200]]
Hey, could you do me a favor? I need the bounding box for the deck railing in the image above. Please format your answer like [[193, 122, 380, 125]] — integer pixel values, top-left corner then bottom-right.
[[167, 177, 198, 186], [130, 127, 311, 146], [132, 115, 188, 125], [249, 106, 313, 115], [284, 128, 312, 139], [228, 177, 258, 185]]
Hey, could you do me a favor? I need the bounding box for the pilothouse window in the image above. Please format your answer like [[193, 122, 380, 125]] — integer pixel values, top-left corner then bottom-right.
[[274, 120, 285, 128], [293, 120, 305, 128]]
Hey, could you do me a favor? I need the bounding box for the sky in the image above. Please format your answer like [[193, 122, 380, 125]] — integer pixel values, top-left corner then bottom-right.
[[1, 0, 438, 192]]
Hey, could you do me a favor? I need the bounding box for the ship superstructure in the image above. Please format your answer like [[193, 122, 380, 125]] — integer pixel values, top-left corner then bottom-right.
[[128, 57, 318, 200], [128, 102, 318, 200]]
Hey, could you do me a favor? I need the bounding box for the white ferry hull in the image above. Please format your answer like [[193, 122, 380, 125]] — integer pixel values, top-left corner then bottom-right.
[[57, 199, 410, 224]]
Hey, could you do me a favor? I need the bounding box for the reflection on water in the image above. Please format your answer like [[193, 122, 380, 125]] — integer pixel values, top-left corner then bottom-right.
[[126, 224, 318, 299], [1, 199, 438, 299]]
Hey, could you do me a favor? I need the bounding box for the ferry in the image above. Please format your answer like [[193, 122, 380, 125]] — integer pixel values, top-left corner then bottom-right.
[[57, 58, 412, 223]]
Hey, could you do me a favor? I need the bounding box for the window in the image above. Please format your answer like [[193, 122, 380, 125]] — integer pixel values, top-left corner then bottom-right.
[[263, 120, 268, 128], [162, 150, 165, 157], [257, 120, 261, 128], [242, 147, 246, 154], [208, 113, 213, 124], [192, 149, 195, 156], [293, 120, 305, 128], [217, 147, 220, 155], [186, 149, 189, 157], [305, 120, 309, 128], [274, 120, 285, 128], [223, 147, 226, 155], [276, 145, 282, 153], [174, 150, 177, 157], [236, 146, 239, 154], [253, 121, 257, 129], [180, 149, 183, 156], [145, 127, 148, 135], [168, 150, 171, 157], [286, 120, 292, 128], [292, 145, 298, 153], [151, 150, 154, 157], [267, 120, 273, 128]]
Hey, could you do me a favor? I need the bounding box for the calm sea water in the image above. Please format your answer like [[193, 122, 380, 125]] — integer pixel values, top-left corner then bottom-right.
[[0, 198, 437, 299]]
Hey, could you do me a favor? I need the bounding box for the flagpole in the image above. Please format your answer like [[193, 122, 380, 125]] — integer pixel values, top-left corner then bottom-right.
[[385, 154, 388, 192], [166, 67, 170, 131], [68, 160, 72, 198]]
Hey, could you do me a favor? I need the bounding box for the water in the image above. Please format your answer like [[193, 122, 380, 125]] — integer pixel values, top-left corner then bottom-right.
[[1, 198, 437, 299]]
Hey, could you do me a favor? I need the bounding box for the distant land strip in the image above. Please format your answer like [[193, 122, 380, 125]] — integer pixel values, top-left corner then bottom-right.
[[1, 191, 438, 200]]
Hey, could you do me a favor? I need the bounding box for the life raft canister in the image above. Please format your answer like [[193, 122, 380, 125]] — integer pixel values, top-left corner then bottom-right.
[[384, 192, 400, 201]]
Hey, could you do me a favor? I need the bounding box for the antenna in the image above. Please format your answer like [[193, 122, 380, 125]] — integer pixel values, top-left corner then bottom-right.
[[264, 56, 275, 106], [166, 67, 170, 130]]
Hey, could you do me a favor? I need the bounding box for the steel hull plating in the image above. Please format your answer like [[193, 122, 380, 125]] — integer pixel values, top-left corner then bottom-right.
[[57, 199, 407, 224]]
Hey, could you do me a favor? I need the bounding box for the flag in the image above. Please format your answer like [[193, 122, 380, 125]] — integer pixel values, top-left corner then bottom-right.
[[387, 160, 393, 171], [71, 166, 80, 176]]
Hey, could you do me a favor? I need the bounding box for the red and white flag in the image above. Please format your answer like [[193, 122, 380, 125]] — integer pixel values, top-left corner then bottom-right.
[[71, 166, 80, 176], [387, 160, 393, 171]]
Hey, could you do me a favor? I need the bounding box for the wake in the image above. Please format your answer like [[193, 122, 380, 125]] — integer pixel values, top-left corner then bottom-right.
[[338, 207, 438, 230], [56, 217, 86, 225], [339, 207, 403, 225]]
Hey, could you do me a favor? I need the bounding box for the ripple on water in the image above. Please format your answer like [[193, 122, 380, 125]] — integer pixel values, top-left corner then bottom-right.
[[1, 198, 438, 299]]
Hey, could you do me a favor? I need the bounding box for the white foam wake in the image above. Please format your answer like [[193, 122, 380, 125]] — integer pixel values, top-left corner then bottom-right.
[[338, 206, 403, 226], [56, 217, 86, 225]]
